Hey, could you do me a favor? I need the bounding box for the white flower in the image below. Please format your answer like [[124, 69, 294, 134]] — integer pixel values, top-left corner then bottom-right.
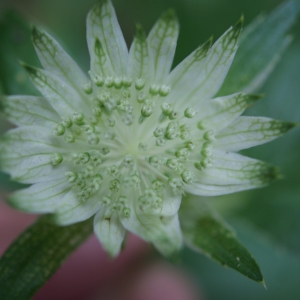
[[0, 0, 295, 257]]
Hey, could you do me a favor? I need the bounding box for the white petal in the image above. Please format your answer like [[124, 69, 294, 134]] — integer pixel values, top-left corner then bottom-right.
[[128, 25, 151, 80], [194, 150, 278, 186], [215, 116, 296, 151], [120, 197, 182, 256], [94, 208, 126, 257], [185, 182, 262, 196], [174, 20, 241, 106], [0, 127, 67, 183], [147, 9, 179, 83], [9, 179, 71, 213], [137, 187, 181, 217], [196, 93, 261, 131], [32, 27, 89, 97], [2, 96, 60, 127], [52, 190, 101, 225], [89, 38, 114, 78], [87, 0, 128, 76], [23, 65, 90, 116], [166, 39, 211, 102]]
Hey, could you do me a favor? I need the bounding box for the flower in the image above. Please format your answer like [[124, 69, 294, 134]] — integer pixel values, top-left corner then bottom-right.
[[0, 0, 295, 257]]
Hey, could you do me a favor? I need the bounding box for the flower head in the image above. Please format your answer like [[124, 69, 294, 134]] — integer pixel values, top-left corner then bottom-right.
[[0, 0, 295, 257]]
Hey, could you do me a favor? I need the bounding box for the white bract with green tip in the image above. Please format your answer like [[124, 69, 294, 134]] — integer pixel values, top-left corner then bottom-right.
[[0, 0, 295, 257]]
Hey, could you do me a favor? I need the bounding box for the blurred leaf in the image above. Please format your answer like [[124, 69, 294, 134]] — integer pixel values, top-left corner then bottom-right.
[[0, 10, 40, 95], [218, 0, 298, 95], [179, 195, 263, 283], [0, 215, 93, 300], [0, 10, 41, 191], [225, 182, 300, 255]]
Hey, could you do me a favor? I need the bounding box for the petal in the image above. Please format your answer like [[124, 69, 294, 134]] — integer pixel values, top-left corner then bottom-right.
[[89, 38, 113, 77], [32, 27, 89, 97], [2, 95, 60, 127], [52, 190, 101, 225], [94, 208, 126, 257], [196, 93, 261, 132], [166, 38, 212, 102], [186, 150, 280, 196], [147, 9, 179, 83], [185, 182, 259, 196], [215, 116, 296, 151], [175, 19, 242, 107], [23, 64, 90, 116], [128, 24, 151, 80], [194, 150, 279, 186], [138, 187, 182, 218], [87, 0, 128, 76], [120, 197, 182, 256], [0, 127, 67, 183], [9, 178, 71, 213]]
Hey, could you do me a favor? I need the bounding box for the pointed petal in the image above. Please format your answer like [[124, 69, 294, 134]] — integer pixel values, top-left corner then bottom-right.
[[87, 0, 128, 76], [195, 150, 279, 186], [0, 127, 66, 183], [196, 93, 261, 131], [1, 95, 60, 127], [23, 64, 90, 115], [181, 19, 242, 106], [166, 38, 211, 102], [138, 187, 182, 217], [32, 27, 88, 96], [94, 209, 126, 257], [185, 182, 261, 196], [89, 38, 113, 77], [120, 199, 182, 256], [215, 116, 296, 151], [128, 24, 151, 80], [9, 179, 71, 213], [52, 190, 101, 225], [147, 9, 179, 83]]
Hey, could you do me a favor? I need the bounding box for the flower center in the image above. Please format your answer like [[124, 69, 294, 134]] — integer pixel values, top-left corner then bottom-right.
[[50, 75, 215, 218]]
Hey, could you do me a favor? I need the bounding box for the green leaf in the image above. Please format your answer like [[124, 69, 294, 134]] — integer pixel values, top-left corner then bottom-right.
[[0, 10, 40, 95], [0, 215, 93, 300], [218, 0, 298, 95], [179, 195, 264, 283]]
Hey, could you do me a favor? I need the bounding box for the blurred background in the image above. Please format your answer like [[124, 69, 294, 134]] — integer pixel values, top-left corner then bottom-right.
[[0, 0, 300, 299]]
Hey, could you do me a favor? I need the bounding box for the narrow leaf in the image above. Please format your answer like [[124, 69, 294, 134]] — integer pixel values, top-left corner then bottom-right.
[[218, 0, 299, 95], [0, 215, 93, 300], [179, 195, 264, 283]]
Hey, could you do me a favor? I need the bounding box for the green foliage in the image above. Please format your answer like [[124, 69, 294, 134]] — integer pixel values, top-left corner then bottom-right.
[[0, 216, 93, 300], [180, 196, 263, 282]]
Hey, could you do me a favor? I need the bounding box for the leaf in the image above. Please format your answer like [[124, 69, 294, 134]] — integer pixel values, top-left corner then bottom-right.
[[0, 215, 93, 300], [179, 195, 264, 283], [0, 10, 40, 95], [218, 0, 299, 95], [227, 182, 300, 256]]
